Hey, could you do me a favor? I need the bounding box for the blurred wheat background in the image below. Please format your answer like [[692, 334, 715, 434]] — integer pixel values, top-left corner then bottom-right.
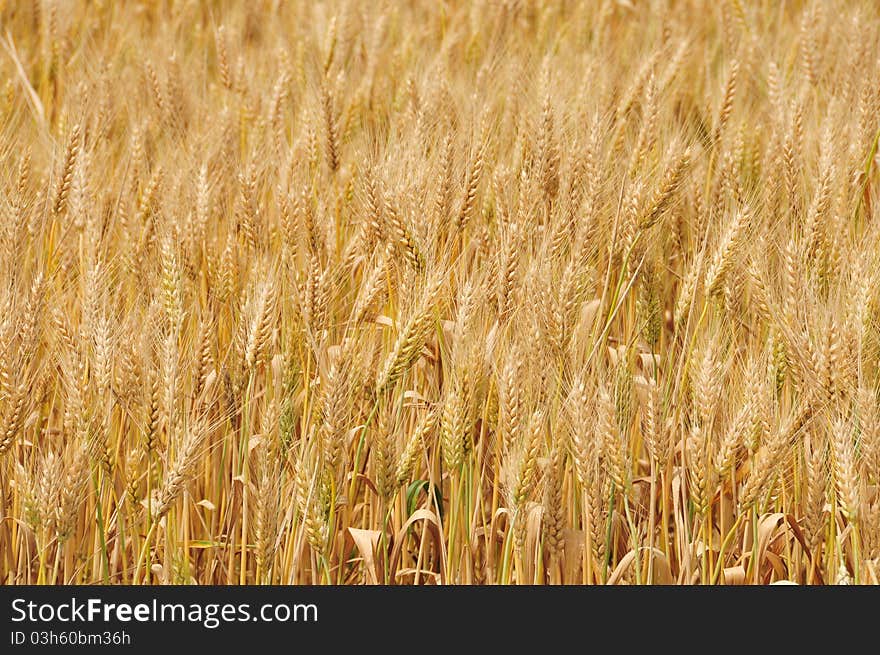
[[0, 0, 879, 585]]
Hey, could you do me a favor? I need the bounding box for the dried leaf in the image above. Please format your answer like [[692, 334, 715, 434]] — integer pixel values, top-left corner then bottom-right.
[[348, 528, 383, 585]]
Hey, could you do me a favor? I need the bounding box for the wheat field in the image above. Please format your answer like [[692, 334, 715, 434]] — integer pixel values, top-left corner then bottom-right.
[[0, 0, 878, 586]]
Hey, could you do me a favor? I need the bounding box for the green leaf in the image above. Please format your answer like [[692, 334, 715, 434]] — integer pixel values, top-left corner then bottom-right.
[[406, 480, 429, 517], [405, 480, 444, 519]]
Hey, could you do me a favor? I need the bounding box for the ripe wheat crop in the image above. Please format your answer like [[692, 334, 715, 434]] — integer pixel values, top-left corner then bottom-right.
[[1, 0, 879, 585]]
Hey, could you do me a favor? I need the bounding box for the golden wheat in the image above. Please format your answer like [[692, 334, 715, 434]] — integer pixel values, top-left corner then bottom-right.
[[0, 0, 878, 586]]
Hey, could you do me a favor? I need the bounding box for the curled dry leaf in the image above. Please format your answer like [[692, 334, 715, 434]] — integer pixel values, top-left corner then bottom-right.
[[348, 528, 383, 585]]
